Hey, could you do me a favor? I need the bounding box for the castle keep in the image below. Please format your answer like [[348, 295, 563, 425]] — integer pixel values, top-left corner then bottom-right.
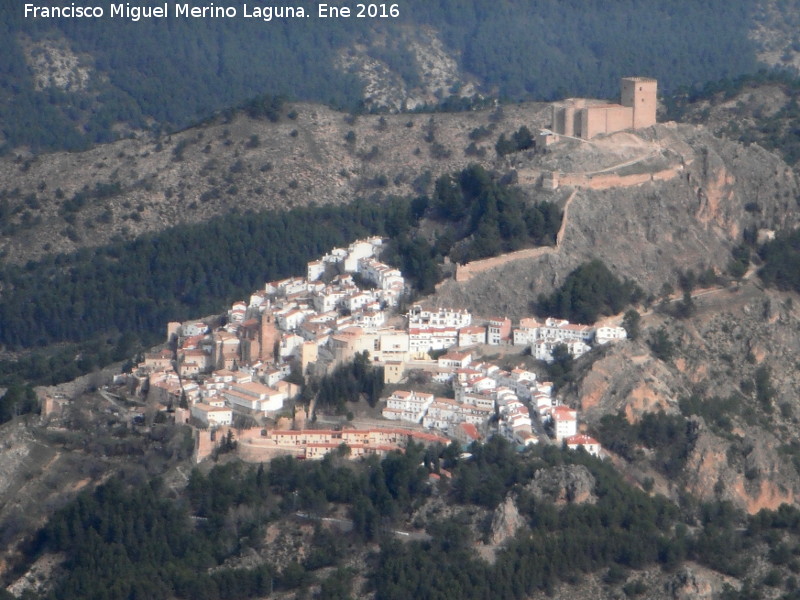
[[551, 77, 657, 140]]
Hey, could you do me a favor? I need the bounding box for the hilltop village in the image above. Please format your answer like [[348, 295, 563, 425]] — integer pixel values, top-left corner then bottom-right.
[[36, 80, 664, 465], [70, 236, 627, 462]]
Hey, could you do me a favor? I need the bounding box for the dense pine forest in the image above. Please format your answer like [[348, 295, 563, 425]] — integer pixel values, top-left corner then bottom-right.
[[1, 0, 761, 152], [15, 437, 800, 600]]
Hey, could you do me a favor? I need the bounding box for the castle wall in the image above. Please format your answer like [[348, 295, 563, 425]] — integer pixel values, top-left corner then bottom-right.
[[455, 247, 555, 282], [557, 164, 683, 190], [579, 109, 592, 139], [604, 105, 634, 134], [552, 100, 586, 138], [580, 105, 633, 140], [560, 105, 575, 137]]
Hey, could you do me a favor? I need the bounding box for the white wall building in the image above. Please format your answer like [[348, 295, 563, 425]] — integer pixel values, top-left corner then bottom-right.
[[533, 338, 591, 362], [595, 326, 627, 344], [408, 327, 458, 356], [307, 260, 326, 281], [191, 403, 233, 427], [538, 318, 594, 342], [551, 406, 578, 441], [458, 326, 486, 347], [382, 390, 434, 423], [566, 434, 602, 456], [513, 317, 541, 346], [408, 305, 472, 329]]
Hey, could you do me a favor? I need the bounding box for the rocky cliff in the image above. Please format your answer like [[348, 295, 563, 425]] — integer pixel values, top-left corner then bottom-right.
[[562, 278, 800, 514]]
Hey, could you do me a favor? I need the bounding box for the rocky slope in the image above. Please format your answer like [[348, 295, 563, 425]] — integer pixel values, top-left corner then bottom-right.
[[750, 0, 800, 70], [566, 278, 800, 515], [335, 26, 482, 112], [0, 102, 547, 264], [432, 122, 800, 312]]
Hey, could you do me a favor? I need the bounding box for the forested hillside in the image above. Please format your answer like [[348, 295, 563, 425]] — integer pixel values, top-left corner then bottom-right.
[[2, 0, 761, 152], [666, 70, 800, 167], [16, 436, 800, 600]]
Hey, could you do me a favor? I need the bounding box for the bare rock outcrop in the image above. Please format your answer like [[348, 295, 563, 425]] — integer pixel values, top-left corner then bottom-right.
[[489, 495, 526, 546], [576, 340, 685, 424], [527, 465, 597, 506], [683, 421, 799, 514], [665, 565, 725, 600]]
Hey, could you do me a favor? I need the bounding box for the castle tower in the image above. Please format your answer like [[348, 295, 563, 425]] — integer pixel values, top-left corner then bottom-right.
[[300, 340, 318, 375], [620, 77, 657, 130], [259, 311, 279, 362]]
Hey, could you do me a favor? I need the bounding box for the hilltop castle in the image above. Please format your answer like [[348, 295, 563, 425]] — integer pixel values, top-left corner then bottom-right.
[[551, 77, 657, 140]]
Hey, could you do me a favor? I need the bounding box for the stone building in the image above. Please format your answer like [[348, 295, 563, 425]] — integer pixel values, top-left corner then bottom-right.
[[551, 77, 657, 140]]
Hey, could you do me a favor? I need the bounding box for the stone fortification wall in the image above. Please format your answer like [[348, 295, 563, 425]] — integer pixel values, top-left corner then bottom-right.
[[237, 438, 300, 462], [194, 425, 266, 462], [558, 164, 682, 190], [455, 247, 554, 282], [453, 189, 577, 284], [582, 105, 633, 140]]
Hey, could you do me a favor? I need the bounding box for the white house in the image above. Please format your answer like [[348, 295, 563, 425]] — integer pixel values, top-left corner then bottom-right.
[[277, 308, 313, 331], [307, 260, 326, 281], [513, 317, 541, 346], [408, 327, 458, 356], [312, 288, 347, 313], [487, 317, 512, 345], [437, 350, 473, 369], [458, 326, 486, 347], [551, 405, 578, 441], [566, 434, 602, 457], [279, 333, 304, 359], [346, 291, 377, 312], [533, 338, 591, 362], [191, 403, 233, 427], [462, 392, 495, 412], [382, 390, 434, 424], [358, 257, 404, 290], [183, 321, 209, 337], [423, 398, 461, 430], [408, 305, 472, 329], [354, 309, 386, 331], [538, 318, 594, 343], [249, 293, 267, 308], [595, 326, 627, 345]]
